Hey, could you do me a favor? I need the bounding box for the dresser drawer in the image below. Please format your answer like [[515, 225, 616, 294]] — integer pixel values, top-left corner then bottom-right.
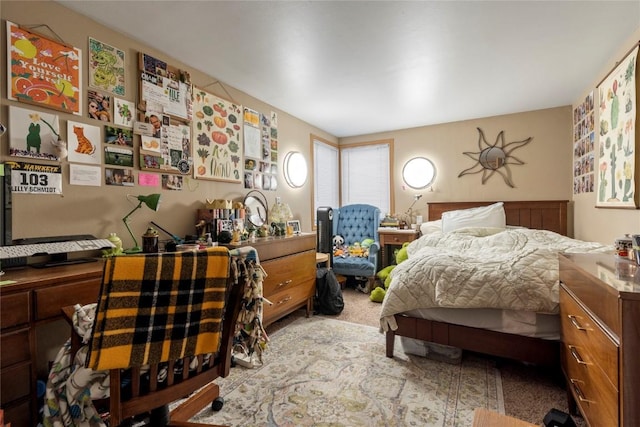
[[1, 362, 31, 404], [559, 257, 620, 336], [263, 278, 315, 324], [560, 287, 618, 389], [0, 291, 31, 329], [262, 250, 315, 297], [563, 341, 619, 427], [1, 328, 31, 368], [34, 278, 101, 320]]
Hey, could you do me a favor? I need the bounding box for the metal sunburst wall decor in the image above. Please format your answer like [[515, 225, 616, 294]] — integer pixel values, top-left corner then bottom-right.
[[458, 128, 532, 188]]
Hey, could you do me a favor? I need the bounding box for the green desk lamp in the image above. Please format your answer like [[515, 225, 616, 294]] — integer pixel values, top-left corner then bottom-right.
[[122, 193, 161, 253]]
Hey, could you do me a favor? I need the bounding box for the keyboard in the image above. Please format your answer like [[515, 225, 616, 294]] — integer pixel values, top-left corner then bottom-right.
[[0, 236, 116, 259]]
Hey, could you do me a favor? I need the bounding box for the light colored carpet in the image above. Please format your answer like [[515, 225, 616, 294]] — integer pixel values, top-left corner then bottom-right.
[[267, 287, 586, 426], [192, 316, 503, 426]]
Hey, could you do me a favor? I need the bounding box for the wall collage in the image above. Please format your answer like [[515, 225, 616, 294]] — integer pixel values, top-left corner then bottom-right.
[[5, 21, 279, 195]]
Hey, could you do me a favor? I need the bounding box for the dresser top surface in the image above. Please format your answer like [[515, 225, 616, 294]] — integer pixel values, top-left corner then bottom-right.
[[560, 252, 640, 294]]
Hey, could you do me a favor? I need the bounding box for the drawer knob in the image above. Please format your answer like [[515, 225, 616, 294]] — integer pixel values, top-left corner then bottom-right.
[[568, 345, 589, 366], [277, 279, 293, 288], [276, 296, 292, 305], [568, 315, 588, 331], [570, 378, 595, 403]]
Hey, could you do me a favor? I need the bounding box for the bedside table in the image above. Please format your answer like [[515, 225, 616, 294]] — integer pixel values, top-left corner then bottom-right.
[[378, 228, 420, 268]]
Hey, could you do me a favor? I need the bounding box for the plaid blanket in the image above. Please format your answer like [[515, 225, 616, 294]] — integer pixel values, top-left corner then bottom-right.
[[87, 247, 231, 371]]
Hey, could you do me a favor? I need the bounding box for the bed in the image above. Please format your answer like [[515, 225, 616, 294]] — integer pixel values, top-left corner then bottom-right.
[[381, 200, 611, 366]]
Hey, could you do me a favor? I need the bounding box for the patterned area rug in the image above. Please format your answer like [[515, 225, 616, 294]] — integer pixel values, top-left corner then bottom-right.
[[190, 316, 504, 426]]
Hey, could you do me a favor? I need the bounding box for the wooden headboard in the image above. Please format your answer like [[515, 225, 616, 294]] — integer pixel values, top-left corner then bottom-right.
[[426, 200, 568, 236]]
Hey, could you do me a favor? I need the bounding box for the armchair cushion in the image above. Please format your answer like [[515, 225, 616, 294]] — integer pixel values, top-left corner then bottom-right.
[[331, 204, 381, 278]]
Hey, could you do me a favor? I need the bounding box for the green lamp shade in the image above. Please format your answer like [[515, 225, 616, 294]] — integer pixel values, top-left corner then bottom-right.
[[138, 193, 161, 211]]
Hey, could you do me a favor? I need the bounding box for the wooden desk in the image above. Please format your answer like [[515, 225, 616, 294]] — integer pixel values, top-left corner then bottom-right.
[[0, 261, 104, 427], [377, 228, 420, 268]]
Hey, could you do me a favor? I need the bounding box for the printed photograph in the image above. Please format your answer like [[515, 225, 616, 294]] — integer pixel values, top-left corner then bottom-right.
[[88, 90, 112, 122]]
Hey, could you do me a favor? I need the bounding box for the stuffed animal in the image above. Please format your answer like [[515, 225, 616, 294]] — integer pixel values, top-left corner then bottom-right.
[[370, 242, 410, 303], [333, 234, 347, 257]]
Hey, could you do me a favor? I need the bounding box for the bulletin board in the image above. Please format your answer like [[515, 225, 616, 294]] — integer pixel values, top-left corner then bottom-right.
[[191, 87, 243, 183], [137, 52, 193, 174]]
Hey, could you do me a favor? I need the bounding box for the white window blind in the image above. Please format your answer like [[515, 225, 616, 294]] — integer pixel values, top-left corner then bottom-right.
[[313, 139, 339, 221], [341, 144, 390, 214]]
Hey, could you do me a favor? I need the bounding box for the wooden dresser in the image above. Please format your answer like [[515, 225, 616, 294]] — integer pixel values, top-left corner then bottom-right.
[[559, 253, 640, 427], [0, 262, 104, 427], [225, 233, 317, 326]]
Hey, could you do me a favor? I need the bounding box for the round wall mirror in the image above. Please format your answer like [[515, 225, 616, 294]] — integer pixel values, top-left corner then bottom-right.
[[284, 151, 308, 188], [244, 190, 268, 227], [479, 147, 506, 170], [402, 157, 436, 189]]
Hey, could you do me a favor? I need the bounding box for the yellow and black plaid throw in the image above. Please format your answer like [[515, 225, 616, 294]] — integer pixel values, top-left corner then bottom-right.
[[87, 247, 231, 371]]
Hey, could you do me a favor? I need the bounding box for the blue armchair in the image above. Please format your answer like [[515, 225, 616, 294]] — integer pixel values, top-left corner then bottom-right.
[[332, 204, 381, 292]]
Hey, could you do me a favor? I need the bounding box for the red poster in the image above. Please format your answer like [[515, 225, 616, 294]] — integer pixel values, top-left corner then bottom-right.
[[7, 21, 82, 114]]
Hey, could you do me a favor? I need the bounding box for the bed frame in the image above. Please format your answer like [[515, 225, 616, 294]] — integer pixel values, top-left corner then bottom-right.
[[385, 200, 569, 366]]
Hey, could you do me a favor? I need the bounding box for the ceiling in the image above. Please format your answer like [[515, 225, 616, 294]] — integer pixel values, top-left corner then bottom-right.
[[58, 1, 640, 138]]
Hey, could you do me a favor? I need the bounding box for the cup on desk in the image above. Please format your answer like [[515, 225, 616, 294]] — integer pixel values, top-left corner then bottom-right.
[[142, 228, 159, 253]]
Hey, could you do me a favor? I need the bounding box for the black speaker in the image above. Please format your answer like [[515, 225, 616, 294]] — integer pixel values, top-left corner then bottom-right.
[[543, 409, 576, 427], [317, 207, 333, 255]]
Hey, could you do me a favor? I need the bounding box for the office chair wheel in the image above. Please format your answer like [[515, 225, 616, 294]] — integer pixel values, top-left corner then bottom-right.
[[212, 396, 225, 411], [150, 404, 170, 426]]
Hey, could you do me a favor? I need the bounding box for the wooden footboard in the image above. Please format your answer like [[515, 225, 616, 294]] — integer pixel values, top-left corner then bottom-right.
[[386, 315, 559, 366]]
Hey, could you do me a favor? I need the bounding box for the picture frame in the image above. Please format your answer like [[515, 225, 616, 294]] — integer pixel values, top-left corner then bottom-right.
[[7, 21, 82, 114], [287, 220, 301, 235]]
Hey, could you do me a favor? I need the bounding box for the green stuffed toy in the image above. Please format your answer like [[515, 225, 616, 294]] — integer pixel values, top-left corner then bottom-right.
[[370, 242, 410, 303]]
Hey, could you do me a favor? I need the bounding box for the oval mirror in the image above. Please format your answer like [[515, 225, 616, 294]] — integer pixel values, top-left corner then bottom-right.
[[402, 157, 436, 189], [243, 190, 268, 227]]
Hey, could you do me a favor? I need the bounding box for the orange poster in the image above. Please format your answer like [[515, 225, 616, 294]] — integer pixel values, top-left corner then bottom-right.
[[7, 21, 82, 114]]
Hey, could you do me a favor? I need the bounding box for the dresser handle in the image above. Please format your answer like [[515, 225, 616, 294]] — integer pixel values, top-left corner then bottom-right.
[[276, 296, 292, 305], [277, 279, 293, 287], [568, 345, 589, 366], [570, 379, 595, 403], [568, 315, 588, 331]]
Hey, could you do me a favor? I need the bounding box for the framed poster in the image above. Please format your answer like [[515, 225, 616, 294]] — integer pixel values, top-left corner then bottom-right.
[[597, 44, 639, 208], [88, 37, 125, 96], [192, 88, 243, 182], [7, 21, 82, 114]]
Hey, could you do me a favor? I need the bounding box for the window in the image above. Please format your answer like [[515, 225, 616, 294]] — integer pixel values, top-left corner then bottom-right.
[[341, 141, 392, 215], [311, 135, 339, 225]]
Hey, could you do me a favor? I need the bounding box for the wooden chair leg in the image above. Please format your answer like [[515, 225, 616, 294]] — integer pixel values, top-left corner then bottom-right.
[[169, 382, 220, 422]]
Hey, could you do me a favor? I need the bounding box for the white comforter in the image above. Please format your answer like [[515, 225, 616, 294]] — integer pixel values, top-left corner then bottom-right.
[[380, 227, 611, 331]]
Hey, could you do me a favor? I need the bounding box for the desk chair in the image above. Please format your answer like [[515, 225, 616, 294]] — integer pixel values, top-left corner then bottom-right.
[[50, 247, 248, 427]]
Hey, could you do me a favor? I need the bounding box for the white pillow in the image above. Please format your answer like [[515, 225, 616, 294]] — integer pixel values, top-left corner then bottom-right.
[[441, 202, 506, 233], [419, 220, 442, 235]]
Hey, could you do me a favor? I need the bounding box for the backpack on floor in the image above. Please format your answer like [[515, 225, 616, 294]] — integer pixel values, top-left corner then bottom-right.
[[315, 267, 344, 315]]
